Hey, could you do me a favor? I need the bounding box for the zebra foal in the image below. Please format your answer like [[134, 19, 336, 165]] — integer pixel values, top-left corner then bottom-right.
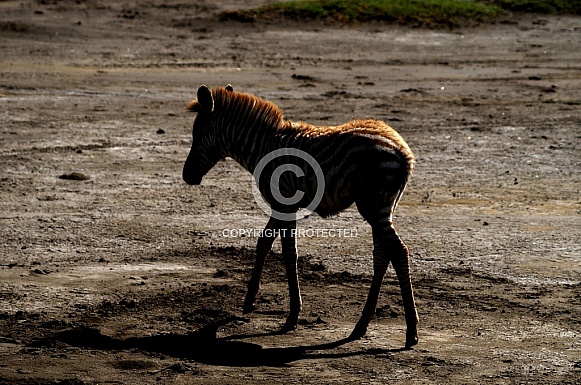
[[182, 85, 419, 348]]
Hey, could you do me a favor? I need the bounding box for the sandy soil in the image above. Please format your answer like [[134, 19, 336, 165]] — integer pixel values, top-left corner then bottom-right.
[[1, 1, 580, 384]]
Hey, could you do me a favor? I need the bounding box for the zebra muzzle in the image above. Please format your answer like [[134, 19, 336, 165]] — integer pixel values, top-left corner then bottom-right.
[[183, 173, 203, 186]]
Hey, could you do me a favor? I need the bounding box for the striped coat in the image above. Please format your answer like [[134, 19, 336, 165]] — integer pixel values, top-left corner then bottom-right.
[[183, 85, 418, 348]]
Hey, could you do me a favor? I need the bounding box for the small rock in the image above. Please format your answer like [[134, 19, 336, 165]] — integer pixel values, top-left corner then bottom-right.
[[59, 172, 90, 181], [214, 269, 228, 278], [120, 299, 136, 308], [57, 379, 86, 385], [166, 362, 189, 373], [156, 128, 165, 134]]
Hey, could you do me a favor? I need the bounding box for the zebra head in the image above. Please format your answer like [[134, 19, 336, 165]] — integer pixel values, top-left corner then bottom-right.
[[182, 85, 232, 185]]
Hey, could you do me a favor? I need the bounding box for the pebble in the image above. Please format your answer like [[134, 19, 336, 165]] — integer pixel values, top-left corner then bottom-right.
[[59, 172, 90, 181]]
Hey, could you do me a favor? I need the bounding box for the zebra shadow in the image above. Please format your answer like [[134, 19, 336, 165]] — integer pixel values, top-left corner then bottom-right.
[[31, 317, 404, 367]]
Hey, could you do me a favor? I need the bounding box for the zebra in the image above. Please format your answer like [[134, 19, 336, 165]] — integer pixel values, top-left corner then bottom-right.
[[182, 85, 419, 348]]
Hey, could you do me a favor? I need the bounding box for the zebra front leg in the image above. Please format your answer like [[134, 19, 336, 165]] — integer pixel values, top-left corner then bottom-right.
[[243, 217, 279, 314], [390, 237, 419, 348], [280, 218, 301, 332]]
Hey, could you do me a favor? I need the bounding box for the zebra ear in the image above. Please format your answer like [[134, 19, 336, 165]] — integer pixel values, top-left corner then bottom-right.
[[225, 84, 234, 92], [197, 85, 214, 113]]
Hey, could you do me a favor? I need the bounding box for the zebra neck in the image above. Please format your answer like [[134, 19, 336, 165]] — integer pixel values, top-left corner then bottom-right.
[[222, 121, 283, 175]]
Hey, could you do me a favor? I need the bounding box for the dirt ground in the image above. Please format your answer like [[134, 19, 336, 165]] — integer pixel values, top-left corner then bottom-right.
[[1, 1, 580, 384]]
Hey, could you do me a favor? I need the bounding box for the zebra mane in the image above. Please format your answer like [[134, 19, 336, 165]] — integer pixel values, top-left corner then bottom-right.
[[188, 87, 285, 129]]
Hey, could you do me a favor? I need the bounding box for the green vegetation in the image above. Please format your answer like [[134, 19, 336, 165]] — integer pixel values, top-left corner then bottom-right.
[[243, 0, 503, 26], [490, 0, 581, 14], [222, 0, 581, 26]]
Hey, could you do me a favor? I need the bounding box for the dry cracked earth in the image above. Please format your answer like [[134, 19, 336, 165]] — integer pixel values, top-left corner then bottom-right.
[[1, 1, 580, 384]]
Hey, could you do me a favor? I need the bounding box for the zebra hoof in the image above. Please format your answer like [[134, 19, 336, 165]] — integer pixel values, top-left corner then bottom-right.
[[347, 324, 367, 341], [279, 322, 297, 334], [242, 302, 256, 314], [279, 313, 299, 333], [405, 330, 418, 349]]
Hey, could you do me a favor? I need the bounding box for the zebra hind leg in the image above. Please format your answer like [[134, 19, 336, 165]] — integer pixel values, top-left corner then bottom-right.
[[389, 230, 419, 348], [351, 198, 419, 348], [349, 253, 388, 341], [348, 223, 390, 341]]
